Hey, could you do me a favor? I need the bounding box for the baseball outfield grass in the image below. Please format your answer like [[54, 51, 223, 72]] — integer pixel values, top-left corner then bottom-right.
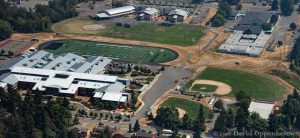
[[161, 97, 210, 120], [187, 67, 287, 101]]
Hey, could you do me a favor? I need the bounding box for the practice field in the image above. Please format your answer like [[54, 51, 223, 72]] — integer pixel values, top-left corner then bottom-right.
[[188, 67, 287, 101], [191, 84, 218, 92], [52, 18, 204, 46], [161, 97, 210, 120], [39, 39, 178, 64], [101, 22, 204, 46]]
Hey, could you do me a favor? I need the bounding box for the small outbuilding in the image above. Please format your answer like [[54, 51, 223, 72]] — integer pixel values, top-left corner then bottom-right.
[[167, 9, 188, 23], [138, 7, 160, 20]]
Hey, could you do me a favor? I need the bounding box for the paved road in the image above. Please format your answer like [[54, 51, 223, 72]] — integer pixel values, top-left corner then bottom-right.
[[273, 8, 299, 48], [131, 67, 194, 124]]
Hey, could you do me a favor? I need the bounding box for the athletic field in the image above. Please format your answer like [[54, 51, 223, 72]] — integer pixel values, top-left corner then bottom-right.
[[39, 39, 178, 64], [187, 67, 287, 101], [161, 97, 210, 120]]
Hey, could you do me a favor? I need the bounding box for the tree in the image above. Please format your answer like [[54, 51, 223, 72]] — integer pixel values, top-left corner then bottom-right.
[[133, 120, 140, 132], [8, 51, 14, 57], [181, 113, 193, 130], [235, 91, 251, 101], [248, 112, 268, 132], [278, 41, 283, 46], [213, 114, 227, 132], [271, 0, 279, 11], [128, 123, 132, 133], [73, 116, 79, 125], [290, 22, 297, 30], [0, 20, 13, 41], [154, 107, 180, 130], [212, 14, 226, 27], [280, 0, 294, 16], [0, 49, 5, 56], [226, 0, 240, 5], [193, 105, 206, 137], [235, 108, 248, 131], [213, 99, 224, 111]]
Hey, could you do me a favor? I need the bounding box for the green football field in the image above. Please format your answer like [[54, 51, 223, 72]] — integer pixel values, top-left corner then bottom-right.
[[39, 39, 178, 64], [187, 67, 287, 101]]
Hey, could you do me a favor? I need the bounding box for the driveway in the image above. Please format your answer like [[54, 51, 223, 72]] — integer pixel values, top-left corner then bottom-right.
[[131, 67, 194, 124]]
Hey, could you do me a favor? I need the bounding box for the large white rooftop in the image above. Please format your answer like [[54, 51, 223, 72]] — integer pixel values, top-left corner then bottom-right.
[[248, 101, 274, 119]]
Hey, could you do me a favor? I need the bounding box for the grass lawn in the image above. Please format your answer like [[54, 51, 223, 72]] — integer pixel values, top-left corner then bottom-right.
[[52, 18, 204, 46], [52, 18, 112, 35], [161, 97, 210, 120], [40, 39, 178, 64], [191, 84, 218, 92], [271, 70, 300, 90], [188, 67, 287, 101], [101, 22, 204, 46]]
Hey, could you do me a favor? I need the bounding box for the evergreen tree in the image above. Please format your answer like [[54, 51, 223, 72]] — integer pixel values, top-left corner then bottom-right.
[[271, 0, 279, 11], [280, 0, 294, 16], [133, 120, 140, 132], [213, 111, 228, 132], [128, 123, 132, 132], [193, 105, 206, 138], [0, 20, 13, 41]]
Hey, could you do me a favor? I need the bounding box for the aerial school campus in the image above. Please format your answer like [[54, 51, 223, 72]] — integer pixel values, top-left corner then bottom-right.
[[1, 0, 300, 137]]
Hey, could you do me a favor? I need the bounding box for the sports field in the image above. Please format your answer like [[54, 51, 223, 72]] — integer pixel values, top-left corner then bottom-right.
[[191, 84, 218, 92], [52, 18, 204, 46], [101, 22, 204, 46], [161, 97, 210, 120], [39, 39, 178, 64], [188, 67, 287, 101]]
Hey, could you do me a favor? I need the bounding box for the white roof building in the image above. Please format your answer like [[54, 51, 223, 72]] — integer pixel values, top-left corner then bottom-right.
[[248, 101, 274, 119], [168, 9, 188, 17], [1, 66, 130, 103], [96, 6, 136, 18], [141, 7, 160, 15], [218, 31, 270, 57], [10, 50, 112, 74]]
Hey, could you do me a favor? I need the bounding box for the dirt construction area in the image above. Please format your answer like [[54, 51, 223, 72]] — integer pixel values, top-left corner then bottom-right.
[[191, 80, 232, 95]]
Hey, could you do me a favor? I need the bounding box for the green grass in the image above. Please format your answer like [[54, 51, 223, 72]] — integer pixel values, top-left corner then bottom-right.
[[161, 97, 210, 120], [40, 39, 178, 64], [189, 67, 287, 101], [101, 22, 204, 46], [271, 70, 300, 90], [52, 18, 205, 46], [191, 84, 218, 92]]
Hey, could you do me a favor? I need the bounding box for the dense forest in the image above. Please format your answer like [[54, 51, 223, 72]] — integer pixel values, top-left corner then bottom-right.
[[0, 88, 72, 138], [0, 0, 83, 40]]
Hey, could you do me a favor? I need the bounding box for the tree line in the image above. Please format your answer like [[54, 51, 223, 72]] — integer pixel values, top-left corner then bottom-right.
[[211, 2, 232, 27], [0, 0, 83, 41], [213, 90, 300, 137], [291, 36, 300, 75], [151, 104, 207, 137], [0, 88, 73, 138]]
